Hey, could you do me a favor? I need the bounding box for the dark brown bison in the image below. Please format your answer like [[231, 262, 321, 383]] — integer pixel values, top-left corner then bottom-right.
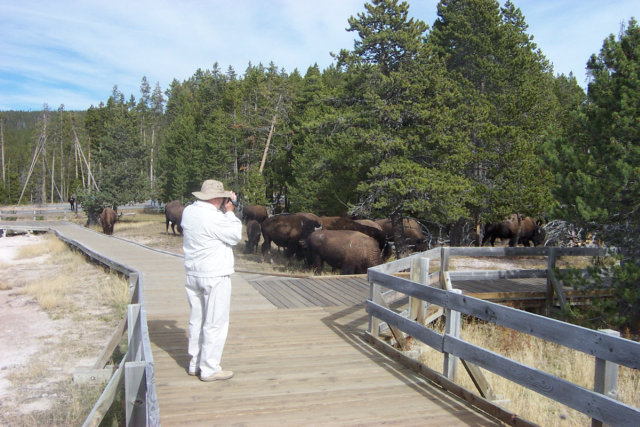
[[100, 207, 118, 235], [375, 217, 426, 250], [296, 212, 321, 223], [261, 213, 321, 260], [242, 205, 268, 224], [355, 219, 383, 231], [518, 217, 546, 247], [245, 219, 261, 253], [165, 200, 185, 235], [319, 216, 387, 250], [481, 214, 521, 247], [305, 230, 382, 275]]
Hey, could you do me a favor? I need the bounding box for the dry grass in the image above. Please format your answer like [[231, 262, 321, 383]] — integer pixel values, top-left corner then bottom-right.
[[1, 233, 129, 425], [410, 318, 640, 426], [15, 233, 68, 259]]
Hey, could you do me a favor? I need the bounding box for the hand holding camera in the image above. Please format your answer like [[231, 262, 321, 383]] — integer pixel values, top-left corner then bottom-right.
[[223, 192, 238, 212]]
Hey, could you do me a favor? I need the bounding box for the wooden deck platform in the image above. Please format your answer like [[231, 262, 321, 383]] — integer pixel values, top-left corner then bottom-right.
[[247, 274, 571, 310], [1, 221, 501, 425]]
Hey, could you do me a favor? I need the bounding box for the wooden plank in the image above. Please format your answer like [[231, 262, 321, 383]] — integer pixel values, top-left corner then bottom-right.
[[125, 361, 147, 426], [444, 335, 640, 426], [286, 278, 349, 306], [445, 291, 640, 368], [364, 332, 537, 427], [449, 268, 547, 280], [267, 278, 317, 307], [92, 314, 127, 369], [370, 269, 640, 368], [300, 278, 352, 306], [249, 280, 292, 308], [366, 301, 443, 350], [314, 277, 367, 304]]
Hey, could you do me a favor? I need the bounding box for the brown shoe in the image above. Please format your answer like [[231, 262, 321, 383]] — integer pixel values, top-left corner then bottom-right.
[[200, 370, 234, 382]]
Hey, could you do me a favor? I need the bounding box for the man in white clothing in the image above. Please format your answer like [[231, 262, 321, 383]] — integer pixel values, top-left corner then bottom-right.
[[181, 179, 242, 381]]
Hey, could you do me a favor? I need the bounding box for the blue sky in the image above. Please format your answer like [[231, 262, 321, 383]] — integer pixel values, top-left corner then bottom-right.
[[0, 0, 637, 111]]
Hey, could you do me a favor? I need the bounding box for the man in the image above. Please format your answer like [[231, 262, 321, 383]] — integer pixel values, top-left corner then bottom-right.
[[181, 179, 242, 381]]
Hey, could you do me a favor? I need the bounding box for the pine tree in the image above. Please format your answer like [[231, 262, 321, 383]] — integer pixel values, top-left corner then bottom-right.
[[334, 0, 469, 255], [83, 87, 149, 212], [429, 0, 557, 239], [549, 18, 640, 256]]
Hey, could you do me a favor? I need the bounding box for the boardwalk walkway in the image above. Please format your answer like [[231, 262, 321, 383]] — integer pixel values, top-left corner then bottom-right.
[[2, 221, 500, 425]]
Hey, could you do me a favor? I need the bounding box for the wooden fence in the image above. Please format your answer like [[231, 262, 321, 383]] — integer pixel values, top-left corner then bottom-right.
[[49, 231, 160, 426], [366, 246, 640, 426]]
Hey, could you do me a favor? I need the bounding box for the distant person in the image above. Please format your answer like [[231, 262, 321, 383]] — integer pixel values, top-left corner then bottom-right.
[[180, 179, 242, 381], [68, 195, 75, 211]]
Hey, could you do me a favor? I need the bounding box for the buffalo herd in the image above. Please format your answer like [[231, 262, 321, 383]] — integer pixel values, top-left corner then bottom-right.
[[153, 200, 547, 275], [243, 206, 425, 275]]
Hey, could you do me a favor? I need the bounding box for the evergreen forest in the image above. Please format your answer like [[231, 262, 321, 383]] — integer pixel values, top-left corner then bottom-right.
[[1, 1, 639, 329]]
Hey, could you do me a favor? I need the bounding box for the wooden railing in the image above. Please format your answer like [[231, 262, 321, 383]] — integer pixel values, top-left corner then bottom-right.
[[48, 231, 160, 426], [366, 246, 640, 426]]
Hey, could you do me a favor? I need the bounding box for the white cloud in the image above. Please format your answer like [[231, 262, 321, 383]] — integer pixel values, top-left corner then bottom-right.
[[0, 0, 637, 110]]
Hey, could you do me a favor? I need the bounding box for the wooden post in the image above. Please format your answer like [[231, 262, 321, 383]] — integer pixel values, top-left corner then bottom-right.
[[369, 281, 381, 338], [128, 273, 139, 304], [418, 257, 429, 324], [439, 247, 450, 290], [127, 304, 142, 362], [125, 361, 147, 426], [592, 329, 620, 427], [443, 289, 461, 380], [409, 257, 421, 321], [546, 247, 557, 316]]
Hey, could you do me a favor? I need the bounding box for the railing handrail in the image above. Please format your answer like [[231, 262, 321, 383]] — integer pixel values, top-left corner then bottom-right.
[[44, 227, 160, 426], [367, 246, 639, 426]]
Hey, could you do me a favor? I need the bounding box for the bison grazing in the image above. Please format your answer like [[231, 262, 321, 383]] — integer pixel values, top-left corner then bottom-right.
[[245, 219, 261, 253], [375, 217, 426, 250], [319, 216, 387, 250], [260, 213, 321, 261], [518, 217, 546, 247], [242, 205, 268, 224], [305, 230, 382, 275], [165, 200, 185, 235], [481, 213, 521, 247], [100, 207, 118, 235]]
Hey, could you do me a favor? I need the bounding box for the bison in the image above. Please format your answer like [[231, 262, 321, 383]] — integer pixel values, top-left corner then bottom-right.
[[481, 213, 521, 247], [319, 216, 388, 250], [242, 205, 268, 224], [304, 230, 382, 275], [245, 219, 261, 253], [260, 213, 321, 261], [375, 217, 426, 250], [100, 207, 118, 235], [165, 200, 185, 235], [518, 217, 546, 247]]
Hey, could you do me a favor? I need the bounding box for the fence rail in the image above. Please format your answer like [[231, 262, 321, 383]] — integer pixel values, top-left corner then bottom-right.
[[366, 246, 640, 426], [47, 231, 159, 427]]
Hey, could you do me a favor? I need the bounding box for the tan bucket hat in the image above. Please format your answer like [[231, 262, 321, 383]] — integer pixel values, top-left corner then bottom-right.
[[192, 179, 232, 200]]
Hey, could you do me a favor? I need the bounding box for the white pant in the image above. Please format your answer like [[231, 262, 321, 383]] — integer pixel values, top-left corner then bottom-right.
[[185, 275, 231, 377]]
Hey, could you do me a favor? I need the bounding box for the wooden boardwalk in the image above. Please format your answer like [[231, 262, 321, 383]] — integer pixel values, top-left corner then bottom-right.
[[2, 221, 502, 425]]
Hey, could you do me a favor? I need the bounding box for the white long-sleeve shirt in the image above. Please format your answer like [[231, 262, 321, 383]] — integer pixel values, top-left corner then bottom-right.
[[181, 200, 243, 277]]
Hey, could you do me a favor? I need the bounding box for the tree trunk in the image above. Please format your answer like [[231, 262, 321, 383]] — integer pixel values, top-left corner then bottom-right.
[[449, 217, 467, 247], [259, 95, 282, 174], [391, 211, 408, 259]]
